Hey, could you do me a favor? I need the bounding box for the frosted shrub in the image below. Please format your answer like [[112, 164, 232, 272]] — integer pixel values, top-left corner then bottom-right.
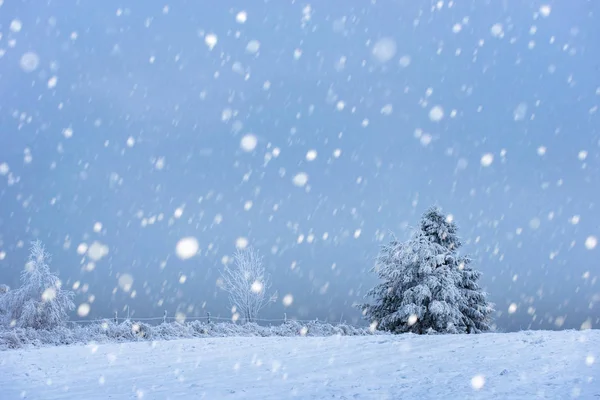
[[131, 322, 153, 340], [0, 319, 382, 350], [0, 330, 22, 349]]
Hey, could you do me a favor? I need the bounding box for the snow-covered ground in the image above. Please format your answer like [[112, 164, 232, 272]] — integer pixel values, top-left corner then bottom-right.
[[1, 330, 598, 399]]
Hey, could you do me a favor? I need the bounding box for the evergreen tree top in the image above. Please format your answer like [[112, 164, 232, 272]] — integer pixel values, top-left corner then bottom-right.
[[419, 206, 462, 251]]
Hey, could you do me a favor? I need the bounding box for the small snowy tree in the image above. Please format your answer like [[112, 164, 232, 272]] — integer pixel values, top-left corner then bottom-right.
[[359, 207, 493, 334], [220, 247, 277, 323], [0, 241, 75, 329]]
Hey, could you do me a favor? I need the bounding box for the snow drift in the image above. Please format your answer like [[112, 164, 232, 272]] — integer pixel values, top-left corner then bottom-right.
[[0, 329, 597, 399]]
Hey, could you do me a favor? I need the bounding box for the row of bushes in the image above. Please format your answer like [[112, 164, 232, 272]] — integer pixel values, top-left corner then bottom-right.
[[0, 319, 383, 350]]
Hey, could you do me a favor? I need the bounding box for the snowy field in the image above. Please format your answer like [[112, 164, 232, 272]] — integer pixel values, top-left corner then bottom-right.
[[0, 330, 598, 399]]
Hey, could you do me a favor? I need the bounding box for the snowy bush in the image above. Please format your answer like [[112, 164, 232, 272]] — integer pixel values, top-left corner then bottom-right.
[[0, 329, 21, 349], [0, 319, 383, 350], [359, 207, 493, 334], [220, 247, 277, 323], [0, 241, 75, 330]]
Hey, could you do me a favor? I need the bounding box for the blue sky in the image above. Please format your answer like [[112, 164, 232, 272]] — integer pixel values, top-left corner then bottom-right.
[[0, 0, 598, 331]]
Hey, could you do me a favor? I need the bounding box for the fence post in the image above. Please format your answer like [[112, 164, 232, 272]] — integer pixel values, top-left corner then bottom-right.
[[206, 312, 211, 324], [114, 311, 118, 324], [284, 312, 287, 323], [126, 305, 130, 321], [163, 310, 167, 324]]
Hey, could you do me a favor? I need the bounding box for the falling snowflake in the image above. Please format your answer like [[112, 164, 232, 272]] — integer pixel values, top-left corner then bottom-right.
[[490, 23, 504, 38], [471, 375, 485, 390], [235, 11, 247, 24], [292, 172, 309, 187], [175, 237, 199, 259], [47, 76, 58, 89], [62, 127, 74, 139], [93, 222, 103, 233], [480, 153, 494, 167], [240, 134, 258, 152], [407, 314, 418, 326], [42, 287, 56, 302], [251, 280, 264, 294], [20, 52, 40, 72], [235, 237, 249, 249], [10, 19, 22, 32], [429, 106, 444, 122], [539, 5, 551, 17], [245, 40, 260, 54], [282, 294, 294, 306], [77, 303, 91, 317], [87, 242, 109, 261], [398, 55, 411, 67], [372, 37, 397, 62], [205, 33, 218, 50], [118, 274, 134, 292], [381, 104, 393, 115], [585, 236, 597, 250], [306, 150, 317, 161]]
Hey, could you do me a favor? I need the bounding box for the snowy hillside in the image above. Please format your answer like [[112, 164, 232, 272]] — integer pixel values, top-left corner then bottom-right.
[[1, 330, 598, 399]]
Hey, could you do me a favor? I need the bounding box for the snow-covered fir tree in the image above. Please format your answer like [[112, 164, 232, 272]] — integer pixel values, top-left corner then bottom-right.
[[419, 207, 494, 333], [359, 207, 493, 334], [0, 241, 75, 329], [359, 232, 465, 334]]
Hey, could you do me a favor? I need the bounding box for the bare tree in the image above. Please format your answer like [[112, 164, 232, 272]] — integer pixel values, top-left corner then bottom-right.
[[220, 247, 277, 323]]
